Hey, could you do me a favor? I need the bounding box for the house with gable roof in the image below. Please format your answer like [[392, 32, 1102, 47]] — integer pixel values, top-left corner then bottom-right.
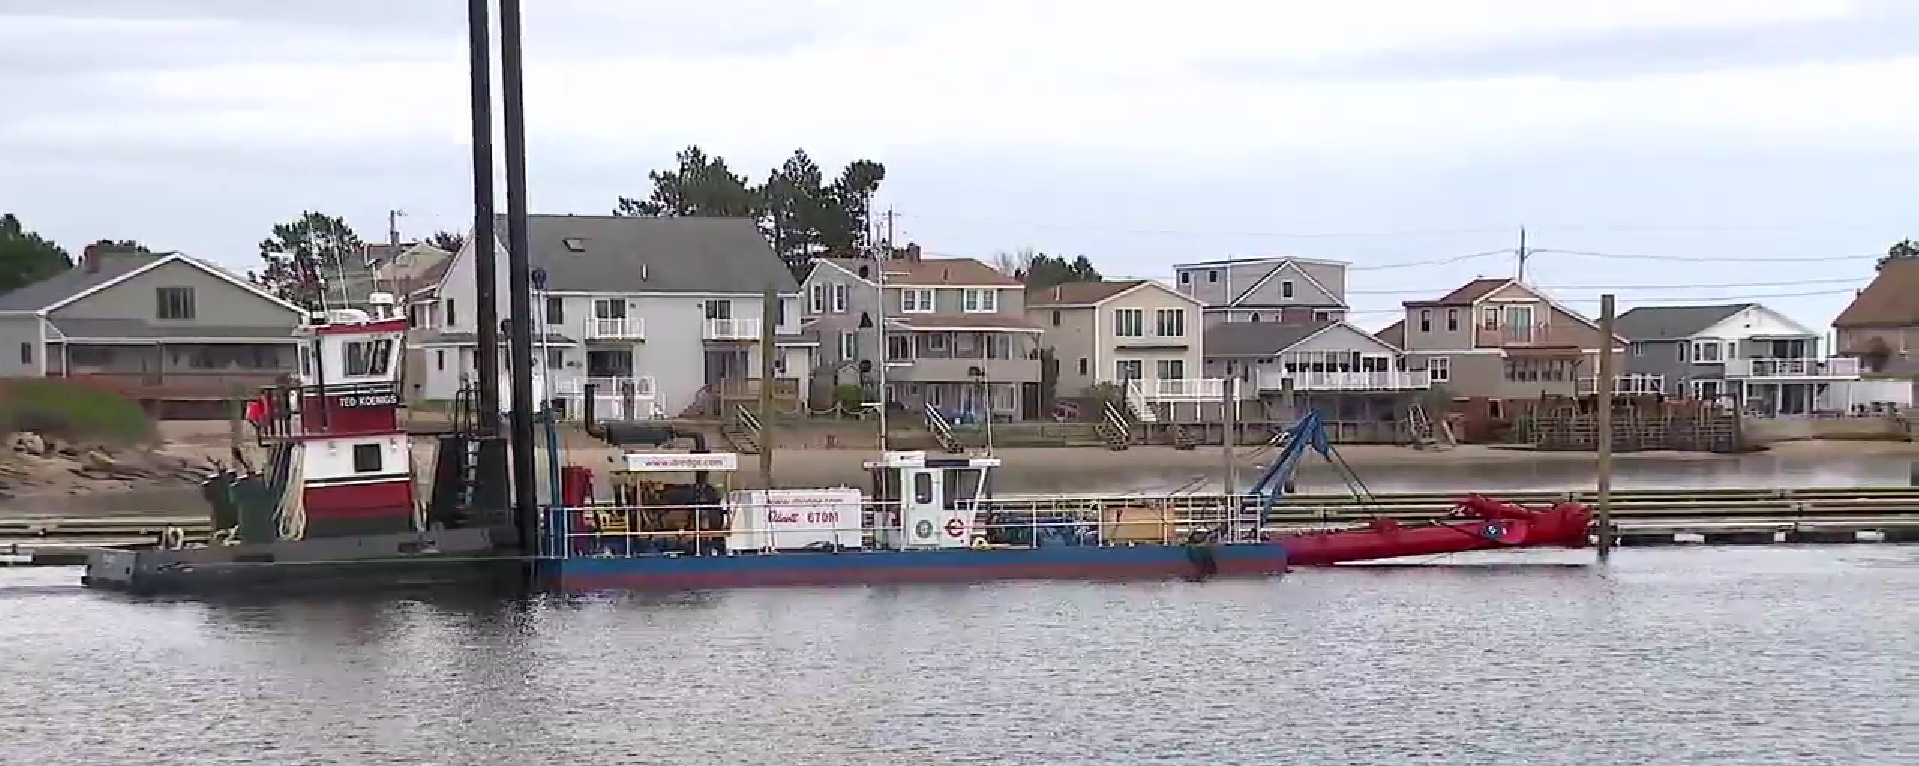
[[1616, 303, 1859, 415], [415, 214, 812, 418], [1375, 278, 1627, 401], [802, 246, 1042, 420], [1024, 279, 1204, 401], [1172, 256, 1349, 325], [0, 243, 308, 415], [1200, 319, 1427, 441]]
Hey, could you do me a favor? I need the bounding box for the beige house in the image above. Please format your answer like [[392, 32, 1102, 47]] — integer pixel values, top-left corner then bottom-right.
[[1026, 280, 1203, 400], [1376, 278, 1627, 400]]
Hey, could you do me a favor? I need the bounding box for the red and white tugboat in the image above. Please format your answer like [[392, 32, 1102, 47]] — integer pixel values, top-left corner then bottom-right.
[[82, 294, 521, 595]]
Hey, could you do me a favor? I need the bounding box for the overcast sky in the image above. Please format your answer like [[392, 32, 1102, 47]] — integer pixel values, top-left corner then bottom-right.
[[3, 0, 1915, 330]]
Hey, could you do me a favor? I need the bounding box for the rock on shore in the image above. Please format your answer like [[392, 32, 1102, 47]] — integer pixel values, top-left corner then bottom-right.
[[0, 431, 211, 498]]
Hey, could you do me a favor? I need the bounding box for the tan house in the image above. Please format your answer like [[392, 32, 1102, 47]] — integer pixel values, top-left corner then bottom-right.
[[1026, 280, 1204, 400], [804, 247, 1043, 419], [1376, 278, 1627, 400], [1832, 258, 1919, 377]]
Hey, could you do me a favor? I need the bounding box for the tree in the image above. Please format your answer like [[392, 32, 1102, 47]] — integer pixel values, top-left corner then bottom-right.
[[1876, 239, 1919, 270], [88, 239, 152, 253], [252, 211, 364, 309], [425, 230, 466, 252], [613, 145, 759, 218], [0, 214, 72, 293], [1012, 251, 1102, 290], [616, 145, 888, 273]]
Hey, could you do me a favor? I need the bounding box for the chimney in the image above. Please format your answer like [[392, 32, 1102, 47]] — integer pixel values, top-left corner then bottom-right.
[[904, 243, 922, 262], [81, 243, 106, 274]]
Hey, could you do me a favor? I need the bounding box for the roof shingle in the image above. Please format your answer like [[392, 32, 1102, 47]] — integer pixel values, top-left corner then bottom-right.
[[509, 215, 796, 294], [1024, 280, 1146, 306], [0, 252, 163, 312], [1834, 260, 1919, 327], [1203, 321, 1333, 356], [1612, 304, 1751, 340]]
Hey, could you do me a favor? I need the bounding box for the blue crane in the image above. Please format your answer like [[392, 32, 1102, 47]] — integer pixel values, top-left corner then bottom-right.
[[1239, 409, 1376, 538]]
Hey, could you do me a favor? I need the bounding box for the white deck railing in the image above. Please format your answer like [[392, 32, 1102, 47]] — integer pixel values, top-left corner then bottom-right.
[[1255, 370, 1430, 391], [1575, 374, 1667, 396], [703, 317, 761, 340], [1724, 357, 1861, 378], [583, 317, 645, 340]]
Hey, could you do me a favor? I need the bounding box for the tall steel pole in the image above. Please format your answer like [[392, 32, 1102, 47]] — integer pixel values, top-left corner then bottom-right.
[[466, 0, 501, 431], [498, 0, 539, 545], [1595, 294, 1617, 560]]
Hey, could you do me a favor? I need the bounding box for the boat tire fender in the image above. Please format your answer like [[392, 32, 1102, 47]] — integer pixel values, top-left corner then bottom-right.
[[161, 527, 186, 550], [1185, 543, 1219, 580], [970, 536, 988, 550]]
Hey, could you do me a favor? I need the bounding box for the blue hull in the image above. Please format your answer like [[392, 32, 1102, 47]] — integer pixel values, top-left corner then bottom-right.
[[539, 544, 1288, 592]]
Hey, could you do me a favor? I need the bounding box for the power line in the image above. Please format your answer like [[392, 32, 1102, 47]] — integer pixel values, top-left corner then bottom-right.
[[1532, 248, 1884, 263], [892, 213, 1908, 238], [1344, 277, 1867, 296]]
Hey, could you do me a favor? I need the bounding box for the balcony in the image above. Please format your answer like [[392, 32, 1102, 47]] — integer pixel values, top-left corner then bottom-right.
[[1575, 374, 1667, 396], [1128, 378, 1226, 401], [59, 371, 292, 399], [1475, 322, 1573, 347], [885, 357, 1041, 383], [582, 317, 645, 341], [703, 317, 761, 341], [1256, 370, 1430, 391], [1723, 357, 1861, 379], [555, 376, 659, 420]]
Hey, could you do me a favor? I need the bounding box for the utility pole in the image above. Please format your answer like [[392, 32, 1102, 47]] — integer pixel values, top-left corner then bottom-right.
[[388, 209, 405, 247], [1595, 293, 1617, 560], [873, 207, 895, 453], [759, 285, 779, 489], [1515, 226, 1529, 282]]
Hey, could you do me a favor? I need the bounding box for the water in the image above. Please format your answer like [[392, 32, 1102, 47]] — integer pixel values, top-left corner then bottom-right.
[[3, 547, 1915, 765]]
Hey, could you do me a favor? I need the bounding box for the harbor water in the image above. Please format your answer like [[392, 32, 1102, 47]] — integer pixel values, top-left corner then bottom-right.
[[2, 546, 1914, 765]]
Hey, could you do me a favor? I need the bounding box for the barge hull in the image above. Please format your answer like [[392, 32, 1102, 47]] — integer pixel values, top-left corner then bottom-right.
[[540, 544, 1288, 592], [80, 527, 520, 596]]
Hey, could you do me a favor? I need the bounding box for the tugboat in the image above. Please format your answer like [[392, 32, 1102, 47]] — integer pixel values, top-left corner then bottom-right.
[[81, 294, 521, 595]]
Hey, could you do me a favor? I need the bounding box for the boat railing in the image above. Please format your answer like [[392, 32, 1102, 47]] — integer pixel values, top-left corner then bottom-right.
[[537, 495, 1348, 558]]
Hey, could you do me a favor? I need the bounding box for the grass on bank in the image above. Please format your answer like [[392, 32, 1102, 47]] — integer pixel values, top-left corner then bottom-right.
[[0, 378, 157, 447]]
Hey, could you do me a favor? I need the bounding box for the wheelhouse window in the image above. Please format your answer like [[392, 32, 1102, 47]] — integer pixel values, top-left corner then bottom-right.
[[344, 339, 395, 377], [352, 443, 383, 473]]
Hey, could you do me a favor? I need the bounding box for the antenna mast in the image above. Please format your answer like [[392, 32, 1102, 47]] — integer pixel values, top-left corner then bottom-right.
[[874, 206, 895, 453]]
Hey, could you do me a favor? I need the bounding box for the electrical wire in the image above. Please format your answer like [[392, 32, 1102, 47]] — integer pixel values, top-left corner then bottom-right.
[[1531, 248, 1885, 263], [1345, 277, 1868, 296]]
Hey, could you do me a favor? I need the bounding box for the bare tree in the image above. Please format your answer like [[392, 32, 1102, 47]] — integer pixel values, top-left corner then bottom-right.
[[991, 246, 1040, 277]]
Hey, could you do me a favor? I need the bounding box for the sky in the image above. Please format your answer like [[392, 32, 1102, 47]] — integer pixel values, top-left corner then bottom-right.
[[2, 0, 1915, 332]]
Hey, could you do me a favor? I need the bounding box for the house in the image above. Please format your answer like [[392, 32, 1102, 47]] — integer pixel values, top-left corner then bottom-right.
[[1201, 320, 1426, 441], [414, 215, 811, 419], [1172, 256, 1348, 325], [1024, 280, 1204, 402], [1616, 303, 1860, 415], [1833, 258, 1919, 377], [803, 246, 1042, 420], [0, 244, 306, 416], [1377, 278, 1628, 402]]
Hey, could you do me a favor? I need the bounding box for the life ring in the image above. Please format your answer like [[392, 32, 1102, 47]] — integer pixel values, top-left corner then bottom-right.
[[970, 536, 989, 550], [161, 527, 187, 550]]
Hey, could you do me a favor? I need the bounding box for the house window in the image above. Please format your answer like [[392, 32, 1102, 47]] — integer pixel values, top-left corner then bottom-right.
[[1078, 358, 1088, 375], [1419, 309, 1432, 332], [435, 349, 445, 371], [1154, 309, 1185, 337], [351, 443, 383, 474], [1207, 270, 1218, 283], [1281, 280, 1294, 299], [1313, 310, 1334, 322], [809, 284, 826, 313], [1155, 359, 1185, 379], [1678, 343, 1689, 362], [832, 284, 850, 313], [444, 299, 458, 326], [900, 289, 934, 313], [155, 287, 195, 320], [1113, 309, 1144, 337], [545, 296, 564, 325], [1480, 307, 1500, 328], [1692, 341, 1723, 362], [545, 348, 565, 370], [1427, 356, 1450, 383], [1179, 272, 1190, 283], [1446, 309, 1459, 332], [17, 343, 28, 366], [344, 339, 394, 377], [1250, 313, 1260, 322], [961, 289, 998, 313], [1631, 342, 1645, 357], [1050, 310, 1061, 326], [839, 333, 857, 361], [887, 335, 911, 360], [1116, 359, 1143, 380]]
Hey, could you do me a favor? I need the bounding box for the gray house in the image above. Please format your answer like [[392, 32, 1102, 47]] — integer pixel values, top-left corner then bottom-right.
[[1172, 256, 1349, 325], [1615, 302, 1857, 414], [0, 244, 306, 413], [802, 247, 1042, 420], [415, 215, 811, 418]]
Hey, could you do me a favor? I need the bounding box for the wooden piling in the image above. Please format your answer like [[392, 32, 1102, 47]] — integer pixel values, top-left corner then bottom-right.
[[1596, 294, 1616, 559]]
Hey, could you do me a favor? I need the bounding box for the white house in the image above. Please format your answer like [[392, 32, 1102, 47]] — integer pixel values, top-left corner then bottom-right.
[[413, 215, 811, 419]]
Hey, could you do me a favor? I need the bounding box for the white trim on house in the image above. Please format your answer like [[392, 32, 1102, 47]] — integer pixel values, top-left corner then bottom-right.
[[37, 253, 307, 316], [1173, 255, 1351, 268], [1467, 279, 1629, 345], [1027, 280, 1205, 310], [1691, 304, 1821, 340]]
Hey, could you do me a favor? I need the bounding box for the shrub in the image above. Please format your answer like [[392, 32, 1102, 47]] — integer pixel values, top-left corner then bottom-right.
[[0, 378, 157, 447]]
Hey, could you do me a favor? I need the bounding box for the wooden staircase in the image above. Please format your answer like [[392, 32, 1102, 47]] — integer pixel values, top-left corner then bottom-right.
[[924, 403, 963, 453], [721, 405, 763, 454], [1097, 401, 1133, 451], [1168, 422, 1199, 450], [1407, 402, 1456, 450]]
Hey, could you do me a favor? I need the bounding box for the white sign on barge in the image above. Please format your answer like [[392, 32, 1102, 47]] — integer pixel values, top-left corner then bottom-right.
[[725, 488, 865, 551]]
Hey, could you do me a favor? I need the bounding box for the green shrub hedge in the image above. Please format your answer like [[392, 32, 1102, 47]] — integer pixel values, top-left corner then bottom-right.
[[0, 378, 157, 446]]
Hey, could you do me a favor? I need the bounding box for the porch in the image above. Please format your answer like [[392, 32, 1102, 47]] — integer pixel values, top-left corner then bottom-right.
[[49, 342, 296, 400], [1575, 374, 1667, 396], [1231, 351, 1427, 392], [883, 330, 1042, 383], [1724, 357, 1861, 379]]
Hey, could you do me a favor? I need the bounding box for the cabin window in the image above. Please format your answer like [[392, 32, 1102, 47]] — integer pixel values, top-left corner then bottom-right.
[[155, 287, 196, 320], [352, 443, 383, 473], [913, 472, 934, 504], [344, 339, 394, 377]]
